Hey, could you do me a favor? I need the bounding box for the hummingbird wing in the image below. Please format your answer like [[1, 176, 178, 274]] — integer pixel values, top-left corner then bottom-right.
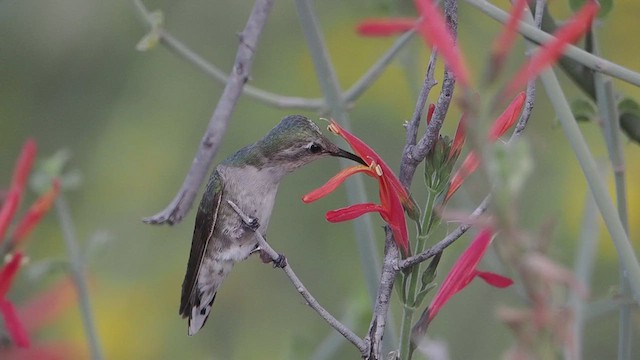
[[179, 170, 224, 332]]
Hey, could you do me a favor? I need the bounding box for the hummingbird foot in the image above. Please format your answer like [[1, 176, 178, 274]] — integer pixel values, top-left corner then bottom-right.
[[251, 247, 287, 268], [227, 200, 260, 231], [272, 253, 287, 268]]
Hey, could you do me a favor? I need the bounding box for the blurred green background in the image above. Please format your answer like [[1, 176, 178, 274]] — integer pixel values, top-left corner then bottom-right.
[[1, 0, 639, 358]]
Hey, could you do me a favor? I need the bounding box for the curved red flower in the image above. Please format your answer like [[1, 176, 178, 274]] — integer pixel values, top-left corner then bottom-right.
[[303, 120, 412, 256], [507, 0, 599, 93], [426, 228, 512, 322]]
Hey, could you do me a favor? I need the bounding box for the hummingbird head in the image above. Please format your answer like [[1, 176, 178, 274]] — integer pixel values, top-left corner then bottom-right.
[[256, 115, 365, 173]]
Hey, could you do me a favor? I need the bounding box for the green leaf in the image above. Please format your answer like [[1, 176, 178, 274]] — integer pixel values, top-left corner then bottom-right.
[[618, 98, 640, 143], [570, 98, 597, 122], [618, 97, 640, 117], [569, 0, 613, 18], [413, 283, 437, 307], [30, 149, 83, 193], [420, 253, 441, 290]]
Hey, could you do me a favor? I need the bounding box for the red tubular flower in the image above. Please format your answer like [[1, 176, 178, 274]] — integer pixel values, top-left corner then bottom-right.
[[413, 0, 471, 87], [0, 140, 37, 241], [0, 253, 23, 297], [448, 114, 467, 161], [303, 120, 412, 256], [488, 92, 526, 141], [444, 92, 526, 202], [0, 252, 30, 348], [426, 228, 512, 322], [425, 103, 436, 125], [356, 18, 417, 36], [11, 179, 61, 246], [507, 0, 599, 93], [0, 299, 30, 348], [354, 1, 471, 87], [444, 152, 479, 202]]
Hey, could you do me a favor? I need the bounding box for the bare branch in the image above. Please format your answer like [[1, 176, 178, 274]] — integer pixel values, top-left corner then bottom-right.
[[226, 200, 368, 356], [364, 228, 401, 360], [405, 0, 460, 189], [142, 0, 275, 225], [399, 51, 438, 187], [134, 0, 416, 111]]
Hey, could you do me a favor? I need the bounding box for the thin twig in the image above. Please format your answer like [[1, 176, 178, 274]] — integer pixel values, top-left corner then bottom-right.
[[142, 0, 275, 225], [133, 0, 323, 110], [55, 195, 103, 360], [343, 30, 418, 106], [226, 200, 368, 356], [399, 51, 438, 187], [133, 0, 416, 111]]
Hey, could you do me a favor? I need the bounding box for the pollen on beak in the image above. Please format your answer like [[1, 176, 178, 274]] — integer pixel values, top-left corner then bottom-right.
[[331, 148, 367, 165]]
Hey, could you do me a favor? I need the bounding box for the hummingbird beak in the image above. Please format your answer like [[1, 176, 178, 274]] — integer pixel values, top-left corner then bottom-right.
[[330, 148, 367, 166]]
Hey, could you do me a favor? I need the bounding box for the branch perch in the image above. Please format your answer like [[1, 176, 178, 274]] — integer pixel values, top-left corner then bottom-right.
[[226, 200, 368, 356]]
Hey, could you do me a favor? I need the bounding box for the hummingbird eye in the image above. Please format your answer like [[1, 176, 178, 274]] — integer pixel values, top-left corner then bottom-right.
[[307, 143, 323, 154]]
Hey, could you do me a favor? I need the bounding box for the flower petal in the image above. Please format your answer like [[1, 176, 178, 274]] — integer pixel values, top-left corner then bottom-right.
[[427, 228, 494, 321], [356, 18, 417, 37], [488, 92, 526, 141], [379, 178, 410, 256], [9, 139, 37, 193], [0, 299, 30, 348], [507, 0, 599, 93], [0, 252, 23, 297], [448, 114, 466, 161], [444, 151, 479, 202], [475, 270, 514, 288], [327, 120, 418, 219], [325, 203, 385, 223], [0, 140, 37, 241], [425, 103, 435, 125], [0, 189, 21, 242], [12, 179, 61, 246], [413, 0, 472, 87], [302, 165, 373, 203]]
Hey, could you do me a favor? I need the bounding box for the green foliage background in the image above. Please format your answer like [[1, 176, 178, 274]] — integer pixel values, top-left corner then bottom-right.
[[1, 0, 639, 358]]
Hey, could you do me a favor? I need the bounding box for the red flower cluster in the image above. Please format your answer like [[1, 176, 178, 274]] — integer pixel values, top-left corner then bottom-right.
[[303, 121, 415, 256], [0, 139, 63, 351], [356, 0, 599, 92]]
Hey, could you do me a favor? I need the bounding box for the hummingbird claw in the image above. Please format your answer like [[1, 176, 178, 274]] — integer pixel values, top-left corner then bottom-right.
[[227, 199, 260, 230], [246, 217, 260, 231], [272, 253, 287, 269]]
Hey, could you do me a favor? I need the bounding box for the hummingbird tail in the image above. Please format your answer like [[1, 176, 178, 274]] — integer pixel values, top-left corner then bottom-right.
[[186, 291, 217, 336]]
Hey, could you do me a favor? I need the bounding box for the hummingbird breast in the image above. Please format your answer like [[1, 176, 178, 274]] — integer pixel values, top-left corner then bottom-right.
[[213, 164, 282, 261]]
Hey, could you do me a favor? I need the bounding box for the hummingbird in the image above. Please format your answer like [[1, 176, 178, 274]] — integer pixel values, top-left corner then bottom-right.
[[179, 114, 365, 335]]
